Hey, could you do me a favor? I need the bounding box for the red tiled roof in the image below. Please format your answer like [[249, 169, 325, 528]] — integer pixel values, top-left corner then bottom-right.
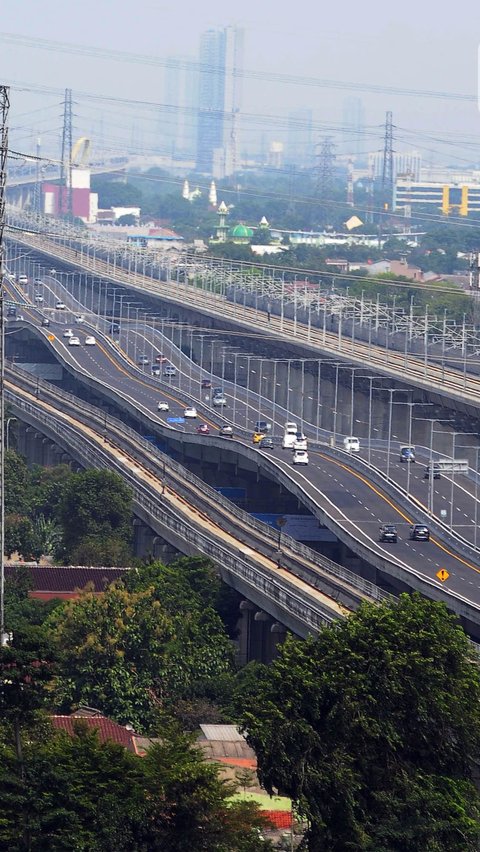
[[51, 715, 138, 753], [5, 565, 128, 596]]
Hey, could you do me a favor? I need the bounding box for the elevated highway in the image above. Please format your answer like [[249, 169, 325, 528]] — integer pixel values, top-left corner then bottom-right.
[[8, 365, 388, 640], [5, 276, 480, 635], [7, 226, 480, 419]]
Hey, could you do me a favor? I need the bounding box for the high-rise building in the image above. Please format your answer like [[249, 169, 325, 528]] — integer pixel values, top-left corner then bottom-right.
[[162, 57, 198, 161], [341, 96, 365, 158], [196, 26, 243, 177], [368, 150, 421, 182], [285, 108, 313, 168]]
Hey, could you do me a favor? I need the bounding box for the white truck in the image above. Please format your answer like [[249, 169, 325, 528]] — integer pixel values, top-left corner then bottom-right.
[[282, 421, 298, 449]]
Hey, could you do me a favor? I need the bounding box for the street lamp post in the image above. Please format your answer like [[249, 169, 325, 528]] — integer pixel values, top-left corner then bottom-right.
[[449, 433, 476, 531], [414, 418, 454, 517]]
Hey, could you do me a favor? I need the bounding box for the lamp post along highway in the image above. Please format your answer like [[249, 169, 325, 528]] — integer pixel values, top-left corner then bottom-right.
[[0, 86, 9, 645]]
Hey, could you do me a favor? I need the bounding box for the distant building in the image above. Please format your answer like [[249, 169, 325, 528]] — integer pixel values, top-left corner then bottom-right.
[[161, 55, 198, 161], [395, 180, 480, 216], [342, 96, 365, 158], [285, 108, 313, 168], [368, 150, 421, 182], [365, 258, 423, 281], [196, 26, 244, 177], [42, 167, 98, 223]]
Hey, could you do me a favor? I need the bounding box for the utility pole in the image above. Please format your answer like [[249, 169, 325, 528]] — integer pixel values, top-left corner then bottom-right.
[[60, 88, 73, 218], [0, 85, 9, 645]]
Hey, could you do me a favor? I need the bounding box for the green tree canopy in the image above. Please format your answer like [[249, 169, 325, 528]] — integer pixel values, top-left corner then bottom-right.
[[242, 594, 480, 851], [57, 469, 133, 564]]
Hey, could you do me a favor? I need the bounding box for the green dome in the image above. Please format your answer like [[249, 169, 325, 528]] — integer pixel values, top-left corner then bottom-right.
[[229, 224, 254, 238]]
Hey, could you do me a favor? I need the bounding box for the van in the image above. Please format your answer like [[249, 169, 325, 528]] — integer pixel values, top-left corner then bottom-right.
[[282, 422, 299, 450], [343, 436, 360, 453]]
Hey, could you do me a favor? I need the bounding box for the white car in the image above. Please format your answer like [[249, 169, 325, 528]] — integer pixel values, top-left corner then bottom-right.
[[34, 278, 43, 286], [212, 395, 227, 407], [68, 336, 81, 346], [56, 301, 66, 310], [74, 315, 84, 324], [157, 401, 169, 412], [63, 328, 74, 338], [292, 449, 309, 465], [85, 336, 96, 346], [294, 434, 308, 451], [17, 274, 28, 284], [184, 406, 197, 419], [34, 294, 44, 303]]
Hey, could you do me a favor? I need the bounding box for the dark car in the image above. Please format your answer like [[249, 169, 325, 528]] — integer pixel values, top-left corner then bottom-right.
[[41, 317, 50, 327], [6, 306, 16, 317], [212, 387, 223, 397], [399, 446, 416, 463], [201, 378, 212, 389], [424, 464, 441, 479], [255, 420, 271, 434], [109, 323, 120, 334], [259, 436, 274, 449], [379, 524, 398, 543], [409, 524, 430, 541]]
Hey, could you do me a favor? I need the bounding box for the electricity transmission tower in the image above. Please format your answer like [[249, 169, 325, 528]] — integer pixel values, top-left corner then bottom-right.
[[60, 88, 73, 218], [316, 135, 336, 226], [0, 85, 9, 645]]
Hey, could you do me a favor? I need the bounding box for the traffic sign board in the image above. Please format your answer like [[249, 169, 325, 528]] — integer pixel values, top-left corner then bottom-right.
[[436, 568, 450, 583], [167, 417, 185, 424]]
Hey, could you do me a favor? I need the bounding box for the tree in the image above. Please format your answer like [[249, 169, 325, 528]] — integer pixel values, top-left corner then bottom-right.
[[5, 450, 31, 515], [242, 594, 480, 851], [57, 469, 133, 563], [5, 513, 37, 560], [142, 725, 272, 851]]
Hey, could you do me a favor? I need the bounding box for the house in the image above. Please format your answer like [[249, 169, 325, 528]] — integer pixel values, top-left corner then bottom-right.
[[5, 565, 128, 601], [51, 708, 139, 753]]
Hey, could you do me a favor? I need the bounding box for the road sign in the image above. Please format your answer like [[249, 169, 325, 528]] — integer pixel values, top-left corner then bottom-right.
[[436, 568, 450, 583], [47, 334, 55, 341], [167, 417, 185, 424], [427, 458, 469, 474]]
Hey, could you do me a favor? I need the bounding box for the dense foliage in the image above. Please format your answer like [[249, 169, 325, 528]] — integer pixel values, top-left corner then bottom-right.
[[0, 717, 272, 851], [242, 594, 480, 851], [4, 452, 134, 565]]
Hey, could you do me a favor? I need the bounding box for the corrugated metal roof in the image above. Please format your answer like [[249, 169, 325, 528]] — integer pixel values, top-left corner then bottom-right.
[[199, 724, 245, 742]]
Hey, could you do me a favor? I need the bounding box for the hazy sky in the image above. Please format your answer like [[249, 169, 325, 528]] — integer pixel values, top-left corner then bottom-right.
[[1, 0, 479, 166]]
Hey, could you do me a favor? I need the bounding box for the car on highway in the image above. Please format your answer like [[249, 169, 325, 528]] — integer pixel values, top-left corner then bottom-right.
[[409, 523, 430, 541], [17, 274, 28, 284], [68, 336, 81, 347], [49, 268, 57, 275], [252, 431, 263, 444], [41, 318, 50, 327], [294, 434, 308, 450], [138, 355, 149, 366], [34, 293, 44, 303], [292, 449, 309, 465], [74, 315, 85, 324], [255, 420, 271, 434], [157, 401, 169, 412], [34, 278, 43, 286], [212, 394, 227, 406], [379, 524, 398, 543], [155, 354, 168, 363], [85, 336, 96, 346], [55, 301, 66, 310], [400, 445, 416, 463], [151, 364, 161, 376], [343, 436, 360, 453], [219, 425, 233, 437], [16, 314, 25, 321], [259, 436, 274, 449], [7, 306, 16, 317], [163, 365, 177, 378], [212, 387, 223, 398], [201, 378, 212, 389], [63, 328, 74, 338], [184, 406, 197, 419], [109, 323, 120, 334], [196, 423, 210, 435], [424, 464, 441, 480]]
